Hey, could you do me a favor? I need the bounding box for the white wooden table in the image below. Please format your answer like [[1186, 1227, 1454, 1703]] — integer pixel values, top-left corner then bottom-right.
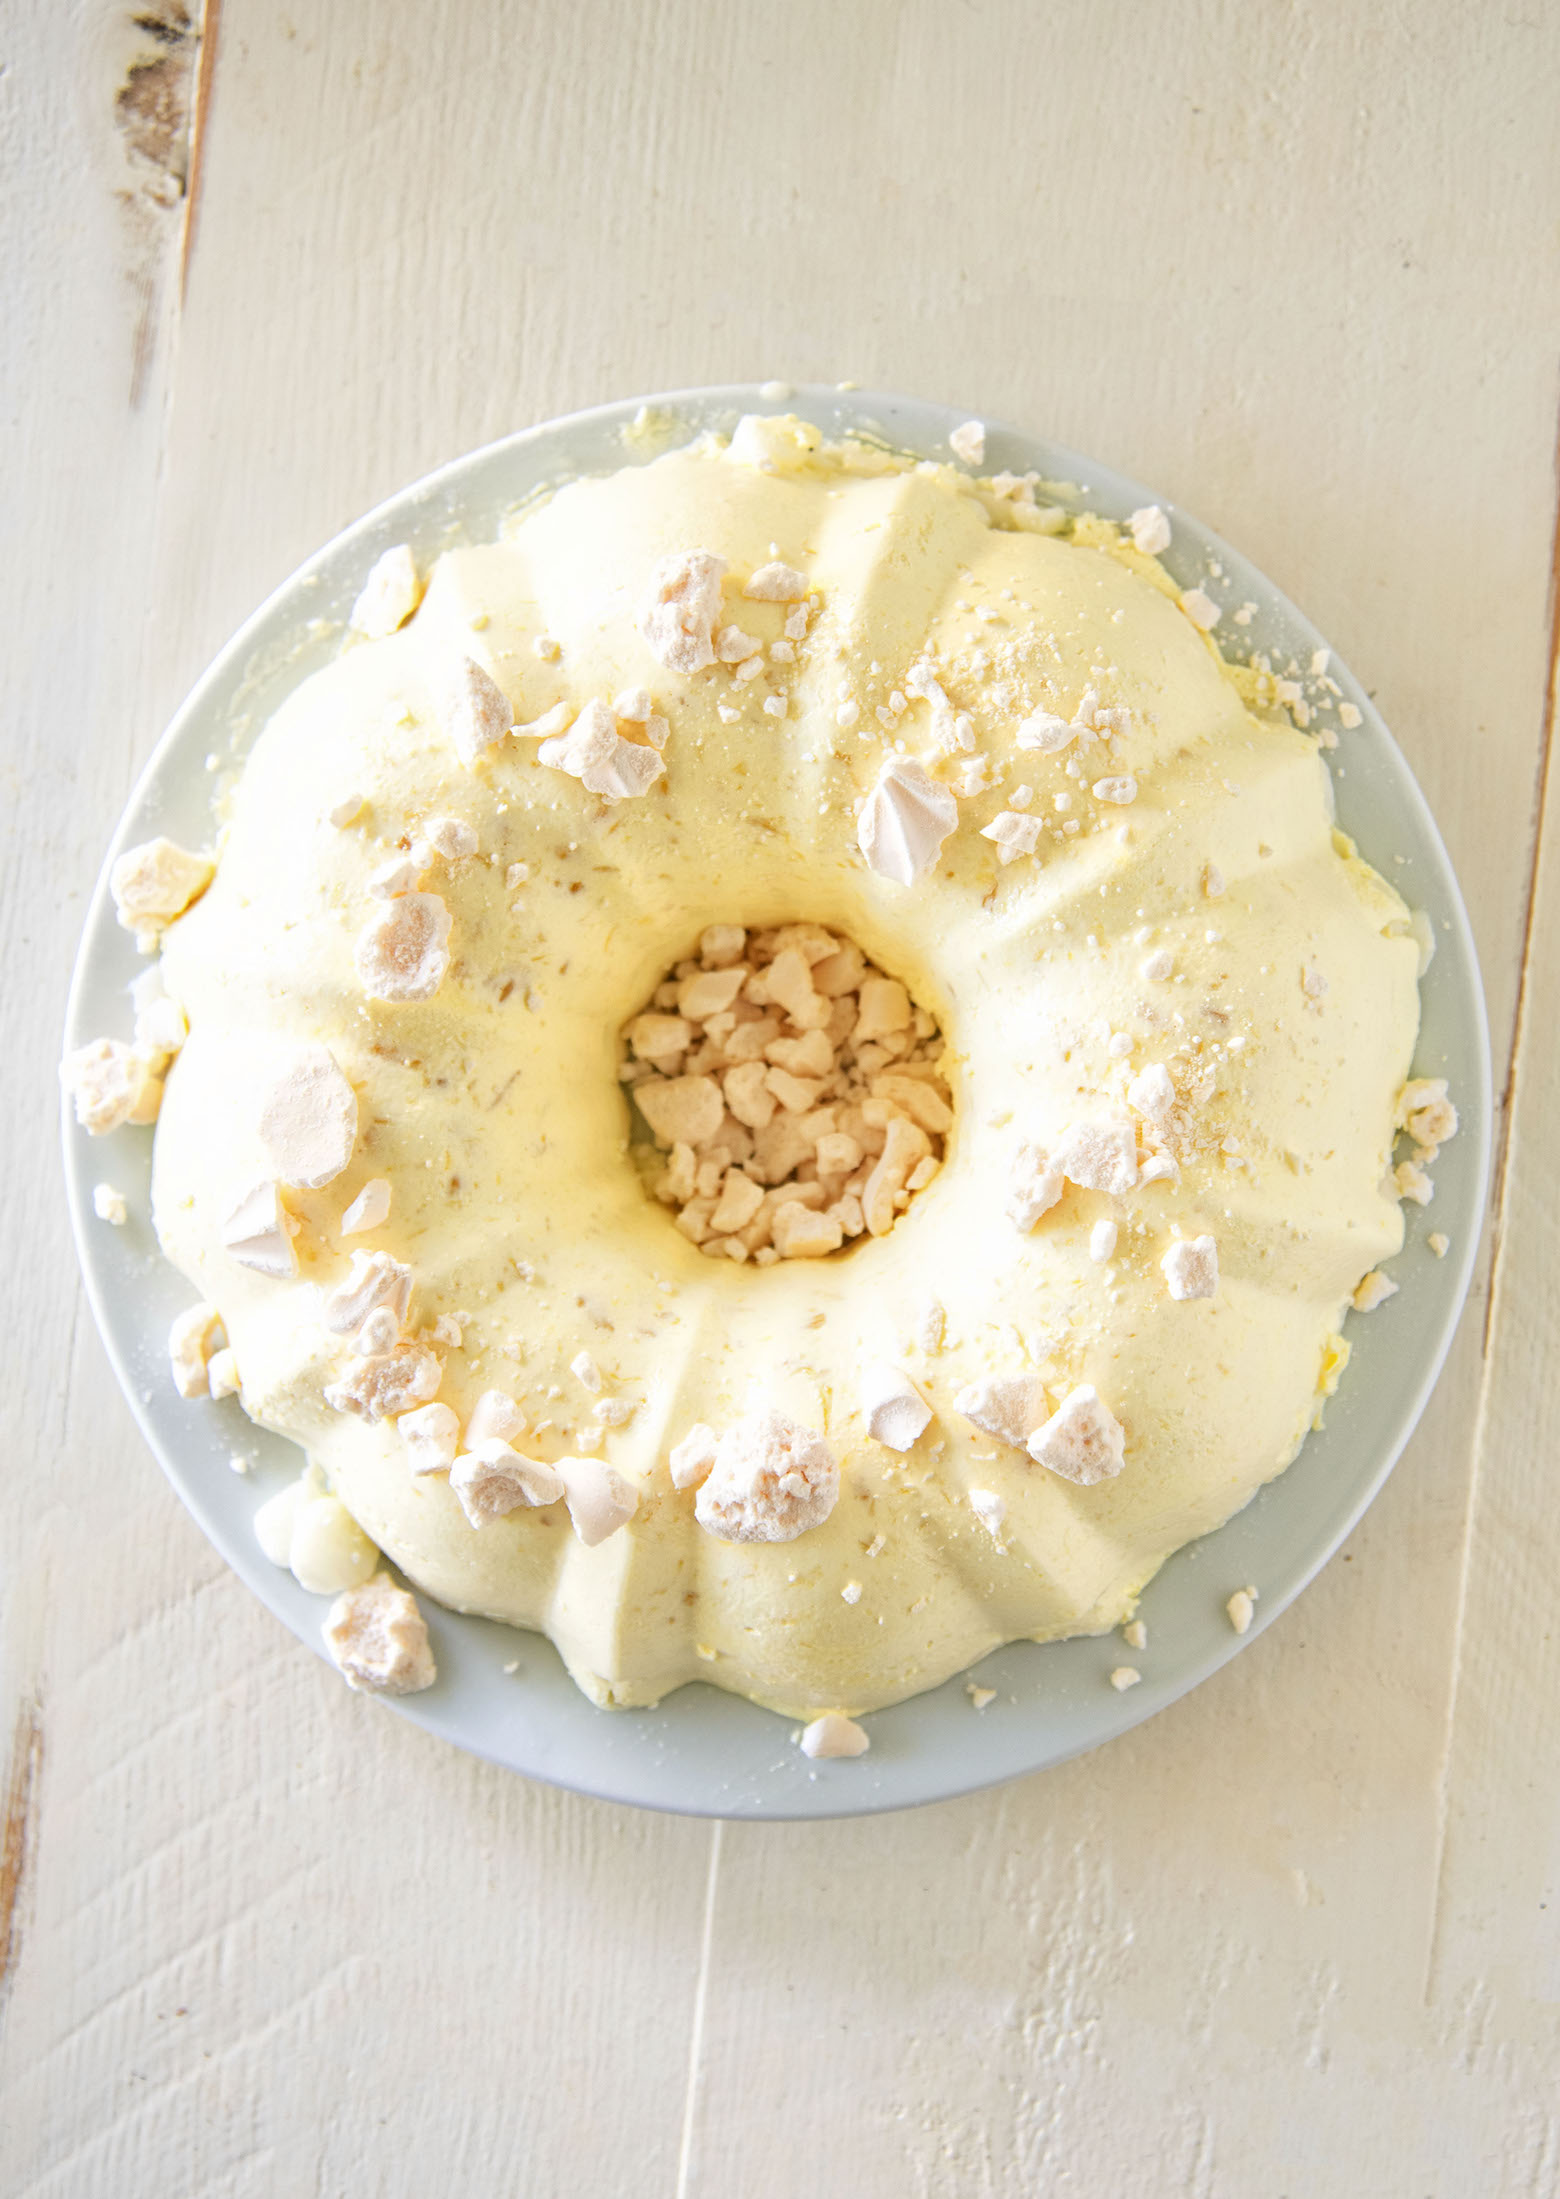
[[6, 5, 1559, 2189]]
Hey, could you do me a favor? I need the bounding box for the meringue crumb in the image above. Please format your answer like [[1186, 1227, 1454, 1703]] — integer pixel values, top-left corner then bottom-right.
[[1226, 1588, 1256, 1634], [799, 1712, 870, 1759], [1128, 505, 1171, 556], [841, 1580, 862, 1605], [1181, 588, 1221, 631], [1352, 1270, 1399, 1313], [1339, 703, 1363, 729], [966, 1682, 997, 1709], [1109, 1666, 1142, 1692], [1428, 1232, 1450, 1258], [1122, 1618, 1147, 1651], [93, 1183, 128, 1226], [949, 420, 985, 466]]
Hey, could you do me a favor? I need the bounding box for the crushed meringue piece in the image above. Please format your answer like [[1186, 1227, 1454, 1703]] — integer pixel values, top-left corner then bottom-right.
[[424, 815, 479, 860], [1028, 1384, 1126, 1486], [1398, 1078, 1458, 1155], [60, 1039, 162, 1134], [1129, 505, 1171, 555], [1339, 702, 1363, 729], [743, 561, 807, 601], [323, 1249, 413, 1332], [324, 1574, 436, 1695], [400, 1401, 460, 1475], [967, 1684, 997, 1710], [641, 549, 726, 671], [695, 1406, 838, 1543], [355, 890, 452, 1002], [981, 810, 1044, 864], [354, 1307, 400, 1358], [1226, 1588, 1256, 1635], [258, 1043, 358, 1187], [349, 543, 422, 638], [437, 656, 514, 765], [949, 420, 985, 466], [1128, 1064, 1176, 1120], [1352, 1269, 1399, 1313], [857, 757, 959, 885], [1140, 949, 1174, 982], [110, 837, 214, 934], [1015, 709, 1074, 753], [223, 1180, 298, 1278], [1053, 1116, 1139, 1196], [1181, 588, 1221, 631], [799, 1712, 870, 1759], [1429, 1232, 1450, 1258], [859, 1362, 931, 1452], [324, 1343, 440, 1422], [670, 1424, 719, 1490], [570, 1351, 603, 1394], [466, 1389, 525, 1445], [1162, 1235, 1219, 1301], [169, 1302, 221, 1398], [92, 1182, 128, 1226], [1089, 1218, 1118, 1264], [1109, 1666, 1141, 1692], [1091, 776, 1138, 806], [450, 1440, 565, 1526], [1394, 1160, 1434, 1206], [341, 1177, 392, 1234], [969, 1488, 1006, 1536], [539, 696, 666, 801], [329, 791, 365, 828], [1006, 1141, 1064, 1230], [915, 1299, 946, 1353], [728, 413, 821, 471], [716, 624, 762, 664], [516, 701, 572, 741], [1123, 1618, 1147, 1650], [955, 1374, 1048, 1450], [556, 1456, 638, 1545]]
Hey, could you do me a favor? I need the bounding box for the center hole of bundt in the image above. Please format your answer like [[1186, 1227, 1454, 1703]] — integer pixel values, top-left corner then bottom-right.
[[619, 922, 952, 1264]]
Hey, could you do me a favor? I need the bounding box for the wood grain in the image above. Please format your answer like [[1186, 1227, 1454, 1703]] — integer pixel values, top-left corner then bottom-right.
[[5, 1, 1560, 2191]]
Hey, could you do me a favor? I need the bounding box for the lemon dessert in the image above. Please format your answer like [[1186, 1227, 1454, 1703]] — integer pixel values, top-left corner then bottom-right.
[[65, 411, 1459, 1747]]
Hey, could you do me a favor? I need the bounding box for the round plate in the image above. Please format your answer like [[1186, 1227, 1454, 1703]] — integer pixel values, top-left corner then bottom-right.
[[63, 386, 1490, 1819]]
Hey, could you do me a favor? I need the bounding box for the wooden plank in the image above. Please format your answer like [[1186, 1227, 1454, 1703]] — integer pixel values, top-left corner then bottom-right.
[[1427, 612, 1560, 2031], [4, 0, 1559, 2191]]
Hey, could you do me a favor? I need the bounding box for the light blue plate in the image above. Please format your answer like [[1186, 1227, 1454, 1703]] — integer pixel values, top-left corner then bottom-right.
[[63, 387, 1490, 1818]]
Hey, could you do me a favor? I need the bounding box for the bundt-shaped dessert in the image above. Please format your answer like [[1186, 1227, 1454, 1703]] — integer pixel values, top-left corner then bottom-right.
[[138, 412, 1427, 1718]]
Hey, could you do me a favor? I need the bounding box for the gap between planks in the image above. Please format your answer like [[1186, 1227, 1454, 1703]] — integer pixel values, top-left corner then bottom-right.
[[674, 1819, 724, 2199]]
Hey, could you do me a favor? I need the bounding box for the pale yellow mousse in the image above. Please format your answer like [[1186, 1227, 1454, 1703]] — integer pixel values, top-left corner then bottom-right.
[[152, 416, 1420, 1718]]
